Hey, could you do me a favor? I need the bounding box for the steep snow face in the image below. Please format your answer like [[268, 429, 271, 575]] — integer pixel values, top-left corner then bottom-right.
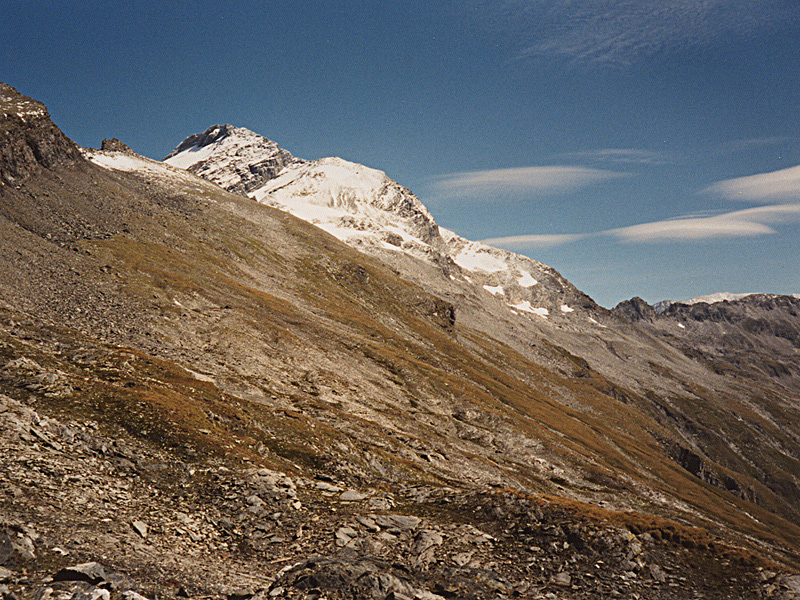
[[250, 157, 443, 260], [164, 124, 298, 194]]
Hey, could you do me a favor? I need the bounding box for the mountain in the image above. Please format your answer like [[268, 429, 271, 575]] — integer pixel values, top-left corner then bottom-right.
[[615, 293, 800, 380], [2, 84, 800, 600], [163, 125, 598, 324]]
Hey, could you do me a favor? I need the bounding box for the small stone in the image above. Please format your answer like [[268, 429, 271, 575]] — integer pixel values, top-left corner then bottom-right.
[[355, 516, 380, 532], [453, 552, 473, 567], [0, 569, 11, 584], [122, 592, 151, 600], [649, 564, 667, 583], [412, 530, 443, 554], [132, 520, 148, 539], [91, 589, 111, 600], [335, 526, 359, 547], [53, 562, 107, 585], [339, 490, 369, 502], [367, 497, 394, 511], [269, 587, 284, 597], [0, 584, 19, 600], [373, 515, 421, 531], [314, 481, 342, 493], [552, 572, 571, 587]]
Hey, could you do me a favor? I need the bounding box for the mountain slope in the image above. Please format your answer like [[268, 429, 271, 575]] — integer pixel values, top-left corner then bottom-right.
[[163, 125, 598, 324], [162, 124, 800, 545], [1, 85, 800, 599]]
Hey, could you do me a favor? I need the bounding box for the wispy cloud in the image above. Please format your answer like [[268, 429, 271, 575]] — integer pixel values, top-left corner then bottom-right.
[[553, 148, 677, 165], [479, 233, 587, 248], [480, 204, 800, 249], [712, 136, 789, 155], [703, 164, 800, 203], [608, 204, 800, 242], [433, 166, 627, 199], [486, 0, 799, 65]]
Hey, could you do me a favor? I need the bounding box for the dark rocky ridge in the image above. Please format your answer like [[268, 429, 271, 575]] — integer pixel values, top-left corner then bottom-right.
[[612, 297, 656, 322], [101, 138, 136, 154], [0, 83, 84, 186], [613, 294, 800, 357], [1, 83, 800, 599]]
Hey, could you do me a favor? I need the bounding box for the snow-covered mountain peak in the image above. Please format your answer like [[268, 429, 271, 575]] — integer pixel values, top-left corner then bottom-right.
[[162, 125, 599, 320], [164, 124, 299, 194], [250, 156, 442, 251]]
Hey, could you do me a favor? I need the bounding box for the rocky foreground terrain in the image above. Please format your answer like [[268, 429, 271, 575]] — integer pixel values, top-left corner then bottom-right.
[[2, 83, 800, 599]]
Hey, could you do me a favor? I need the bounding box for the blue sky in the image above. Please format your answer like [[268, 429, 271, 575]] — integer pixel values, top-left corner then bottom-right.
[[4, 0, 800, 306]]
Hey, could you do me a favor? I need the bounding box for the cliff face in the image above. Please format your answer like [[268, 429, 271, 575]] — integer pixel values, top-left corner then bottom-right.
[[0, 84, 84, 186]]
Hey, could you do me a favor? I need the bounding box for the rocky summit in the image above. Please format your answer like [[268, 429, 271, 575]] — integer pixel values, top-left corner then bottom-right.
[[1, 83, 800, 600]]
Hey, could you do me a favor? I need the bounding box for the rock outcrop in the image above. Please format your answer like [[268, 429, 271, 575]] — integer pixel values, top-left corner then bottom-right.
[[0, 83, 84, 186]]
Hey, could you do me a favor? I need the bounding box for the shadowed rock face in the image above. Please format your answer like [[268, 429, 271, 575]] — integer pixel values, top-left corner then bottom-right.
[[1, 83, 800, 599], [613, 296, 656, 322], [0, 84, 84, 186], [101, 138, 135, 154]]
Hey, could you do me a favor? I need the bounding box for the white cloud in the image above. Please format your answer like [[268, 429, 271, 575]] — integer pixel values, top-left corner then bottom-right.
[[434, 166, 627, 199], [608, 217, 774, 243], [608, 204, 800, 242], [703, 164, 800, 203], [479, 233, 587, 249], [478, 204, 800, 249], [554, 148, 677, 165]]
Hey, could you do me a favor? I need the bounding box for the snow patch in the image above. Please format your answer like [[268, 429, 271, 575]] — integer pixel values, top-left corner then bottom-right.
[[518, 270, 538, 287], [483, 285, 505, 296], [677, 323, 686, 329], [87, 152, 153, 172], [510, 301, 548, 318], [83, 149, 219, 193], [452, 245, 511, 273], [165, 144, 217, 169], [588, 317, 607, 328], [560, 304, 574, 313]]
